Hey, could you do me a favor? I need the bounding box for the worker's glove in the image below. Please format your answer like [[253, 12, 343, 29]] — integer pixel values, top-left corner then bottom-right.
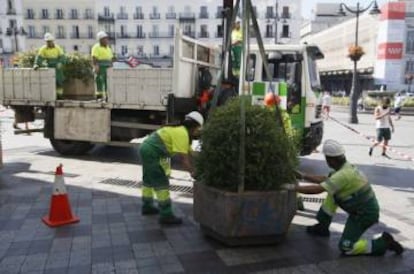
[[33, 64, 39, 70], [280, 184, 296, 191]]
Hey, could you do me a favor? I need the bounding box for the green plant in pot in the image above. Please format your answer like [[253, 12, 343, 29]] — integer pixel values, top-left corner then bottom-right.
[[193, 97, 299, 246], [62, 53, 95, 100]]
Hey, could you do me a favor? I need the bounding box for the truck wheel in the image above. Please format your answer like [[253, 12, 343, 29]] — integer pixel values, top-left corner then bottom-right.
[[50, 139, 94, 155]]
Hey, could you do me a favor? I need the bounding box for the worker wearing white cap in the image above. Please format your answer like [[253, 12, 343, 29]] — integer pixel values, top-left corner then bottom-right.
[[281, 139, 403, 256], [231, 17, 243, 76], [91, 31, 115, 100], [139, 111, 204, 225], [34, 32, 66, 98]]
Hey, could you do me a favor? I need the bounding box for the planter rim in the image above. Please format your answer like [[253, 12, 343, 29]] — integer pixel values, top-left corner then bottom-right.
[[195, 181, 293, 196]]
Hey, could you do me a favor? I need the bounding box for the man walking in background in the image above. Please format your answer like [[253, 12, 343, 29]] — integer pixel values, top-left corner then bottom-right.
[[369, 97, 394, 158]]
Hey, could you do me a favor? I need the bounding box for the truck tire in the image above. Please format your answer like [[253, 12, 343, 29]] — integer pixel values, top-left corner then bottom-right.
[[50, 139, 94, 155]]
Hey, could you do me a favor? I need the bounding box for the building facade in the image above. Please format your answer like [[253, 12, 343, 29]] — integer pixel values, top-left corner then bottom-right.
[[17, 0, 301, 62], [0, 0, 25, 66], [22, 0, 97, 54], [302, 1, 414, 93]]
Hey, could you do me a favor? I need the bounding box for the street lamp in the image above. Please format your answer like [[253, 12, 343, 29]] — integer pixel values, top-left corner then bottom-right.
[[338, 1, 380, 124], [6, 26, 27, 52], [274, 0, 279, 44]]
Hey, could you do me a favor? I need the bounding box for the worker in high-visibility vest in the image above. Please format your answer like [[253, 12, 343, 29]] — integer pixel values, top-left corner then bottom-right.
[[139, 111, 204, 225], [264, 92, 305, 210], [282, 140, 404, 256], [91, 31, 115, 100], [231, 18, 243, 77], [33, 33, 66, 98]]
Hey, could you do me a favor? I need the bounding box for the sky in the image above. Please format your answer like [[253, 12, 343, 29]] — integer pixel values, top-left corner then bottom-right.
[[302, 0, 389, 19]]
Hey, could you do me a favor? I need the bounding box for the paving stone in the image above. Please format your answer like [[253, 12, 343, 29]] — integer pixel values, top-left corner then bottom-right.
[[69, 250, 91, 267], [0, 264, 21, 274], [92, 247, 113, 264], [128, 229, 166, 244], [138, 265, 163, 274], [44, 267, 68, 274], [4, 241, 30, 256], [67, 265, 91, 274], [45, 252, 70, 270], [28, 239, 53, 255], [20, 253, 48, 272], [91, 262, 115, 274]]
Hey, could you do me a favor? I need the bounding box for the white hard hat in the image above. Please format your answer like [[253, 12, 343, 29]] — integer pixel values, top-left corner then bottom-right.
[[322, 139, 345, 157], [185, 111, 204, 127], [97, 31, 109, 41], [236, 17, 241, 23], [44, 32, 55, 41]]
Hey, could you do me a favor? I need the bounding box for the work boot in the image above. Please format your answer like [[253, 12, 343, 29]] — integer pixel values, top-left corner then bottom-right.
[[159, 214, 182, 225], [369, 147, 373, 156], [306, 223, 330, 237], [382, 232, 404, 255], [141, 206, 159, 215]]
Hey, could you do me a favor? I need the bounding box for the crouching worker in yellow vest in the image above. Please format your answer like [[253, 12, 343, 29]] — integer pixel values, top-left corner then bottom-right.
[[264, 92, 304, 210], [91, 31, 114, 100], [139, 111, 204, 225], [282, 140, 404, 256], [33, 33, 66, 99]]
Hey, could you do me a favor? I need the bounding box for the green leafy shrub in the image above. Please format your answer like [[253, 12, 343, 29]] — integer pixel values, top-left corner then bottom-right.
[[195, 98, 298, 192], [367, 91, 396, 98], [17, 50, 37, 68], [63, 53, 94, 84], [332, 97, 350, 106]]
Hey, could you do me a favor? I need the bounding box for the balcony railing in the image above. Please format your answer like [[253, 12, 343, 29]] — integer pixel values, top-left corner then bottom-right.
[[166, 13, 176, 19], [117, 13, 128, 20], [148, 32, 174, 38], [70, 33, 94, 39], [265, 12, 275, 19], [69, 13, 79, 19], [7, 9, 17, 15], [150, 13, 160, 19], [265, 32, 275, 38], [98, 13, 115, 22], [198, 32, 209, 38], [116, 33, 146, 39], [179, 12, 196, 20], [215, 10, 224, 18], [25, 14, 35, 19], [183, 31, 195, 38], [84, 13, 94, 19], [27, 33, 44, 39], [55, 33, 66, 39], [41, 14, 50, 19], [281, 12, 291, 19], [280, 32, 291, 38], [199, 12, 209, 19], [215, 32, 223, 38], [55, 13, 64, 19], [133, 13, 144, 19]]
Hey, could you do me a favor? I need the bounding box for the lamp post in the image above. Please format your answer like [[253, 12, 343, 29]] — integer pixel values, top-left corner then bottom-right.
[[274, 0, 279, 44], [338, 1, 380, 124]]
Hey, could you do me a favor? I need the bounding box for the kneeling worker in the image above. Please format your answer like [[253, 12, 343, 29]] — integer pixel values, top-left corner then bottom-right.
[[139, 111, 204, 225], [282, 139, 403, 256], [91, 31, 114, 100]]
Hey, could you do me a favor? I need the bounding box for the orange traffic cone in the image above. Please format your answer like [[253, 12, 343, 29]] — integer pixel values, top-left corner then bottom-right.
[[42, 164, 80, 227]]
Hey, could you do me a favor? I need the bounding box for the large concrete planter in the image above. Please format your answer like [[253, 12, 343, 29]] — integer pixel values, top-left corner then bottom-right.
[[63, 78, 95, 100], [193, 182, 296, 246]]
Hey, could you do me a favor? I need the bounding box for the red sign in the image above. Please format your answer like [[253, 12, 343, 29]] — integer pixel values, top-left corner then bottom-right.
[[380, 2, 406, 21], [377, 43, 403, 60]]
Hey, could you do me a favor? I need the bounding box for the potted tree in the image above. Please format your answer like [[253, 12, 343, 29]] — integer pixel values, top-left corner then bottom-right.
[[194, 98, 298, 246], [61, 53, 95, 100]]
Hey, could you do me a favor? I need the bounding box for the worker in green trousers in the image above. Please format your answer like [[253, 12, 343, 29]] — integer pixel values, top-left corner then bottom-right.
[[231, 18, 243, 77], [139, 111, 204, 225], [282, 139, 404, 256]]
